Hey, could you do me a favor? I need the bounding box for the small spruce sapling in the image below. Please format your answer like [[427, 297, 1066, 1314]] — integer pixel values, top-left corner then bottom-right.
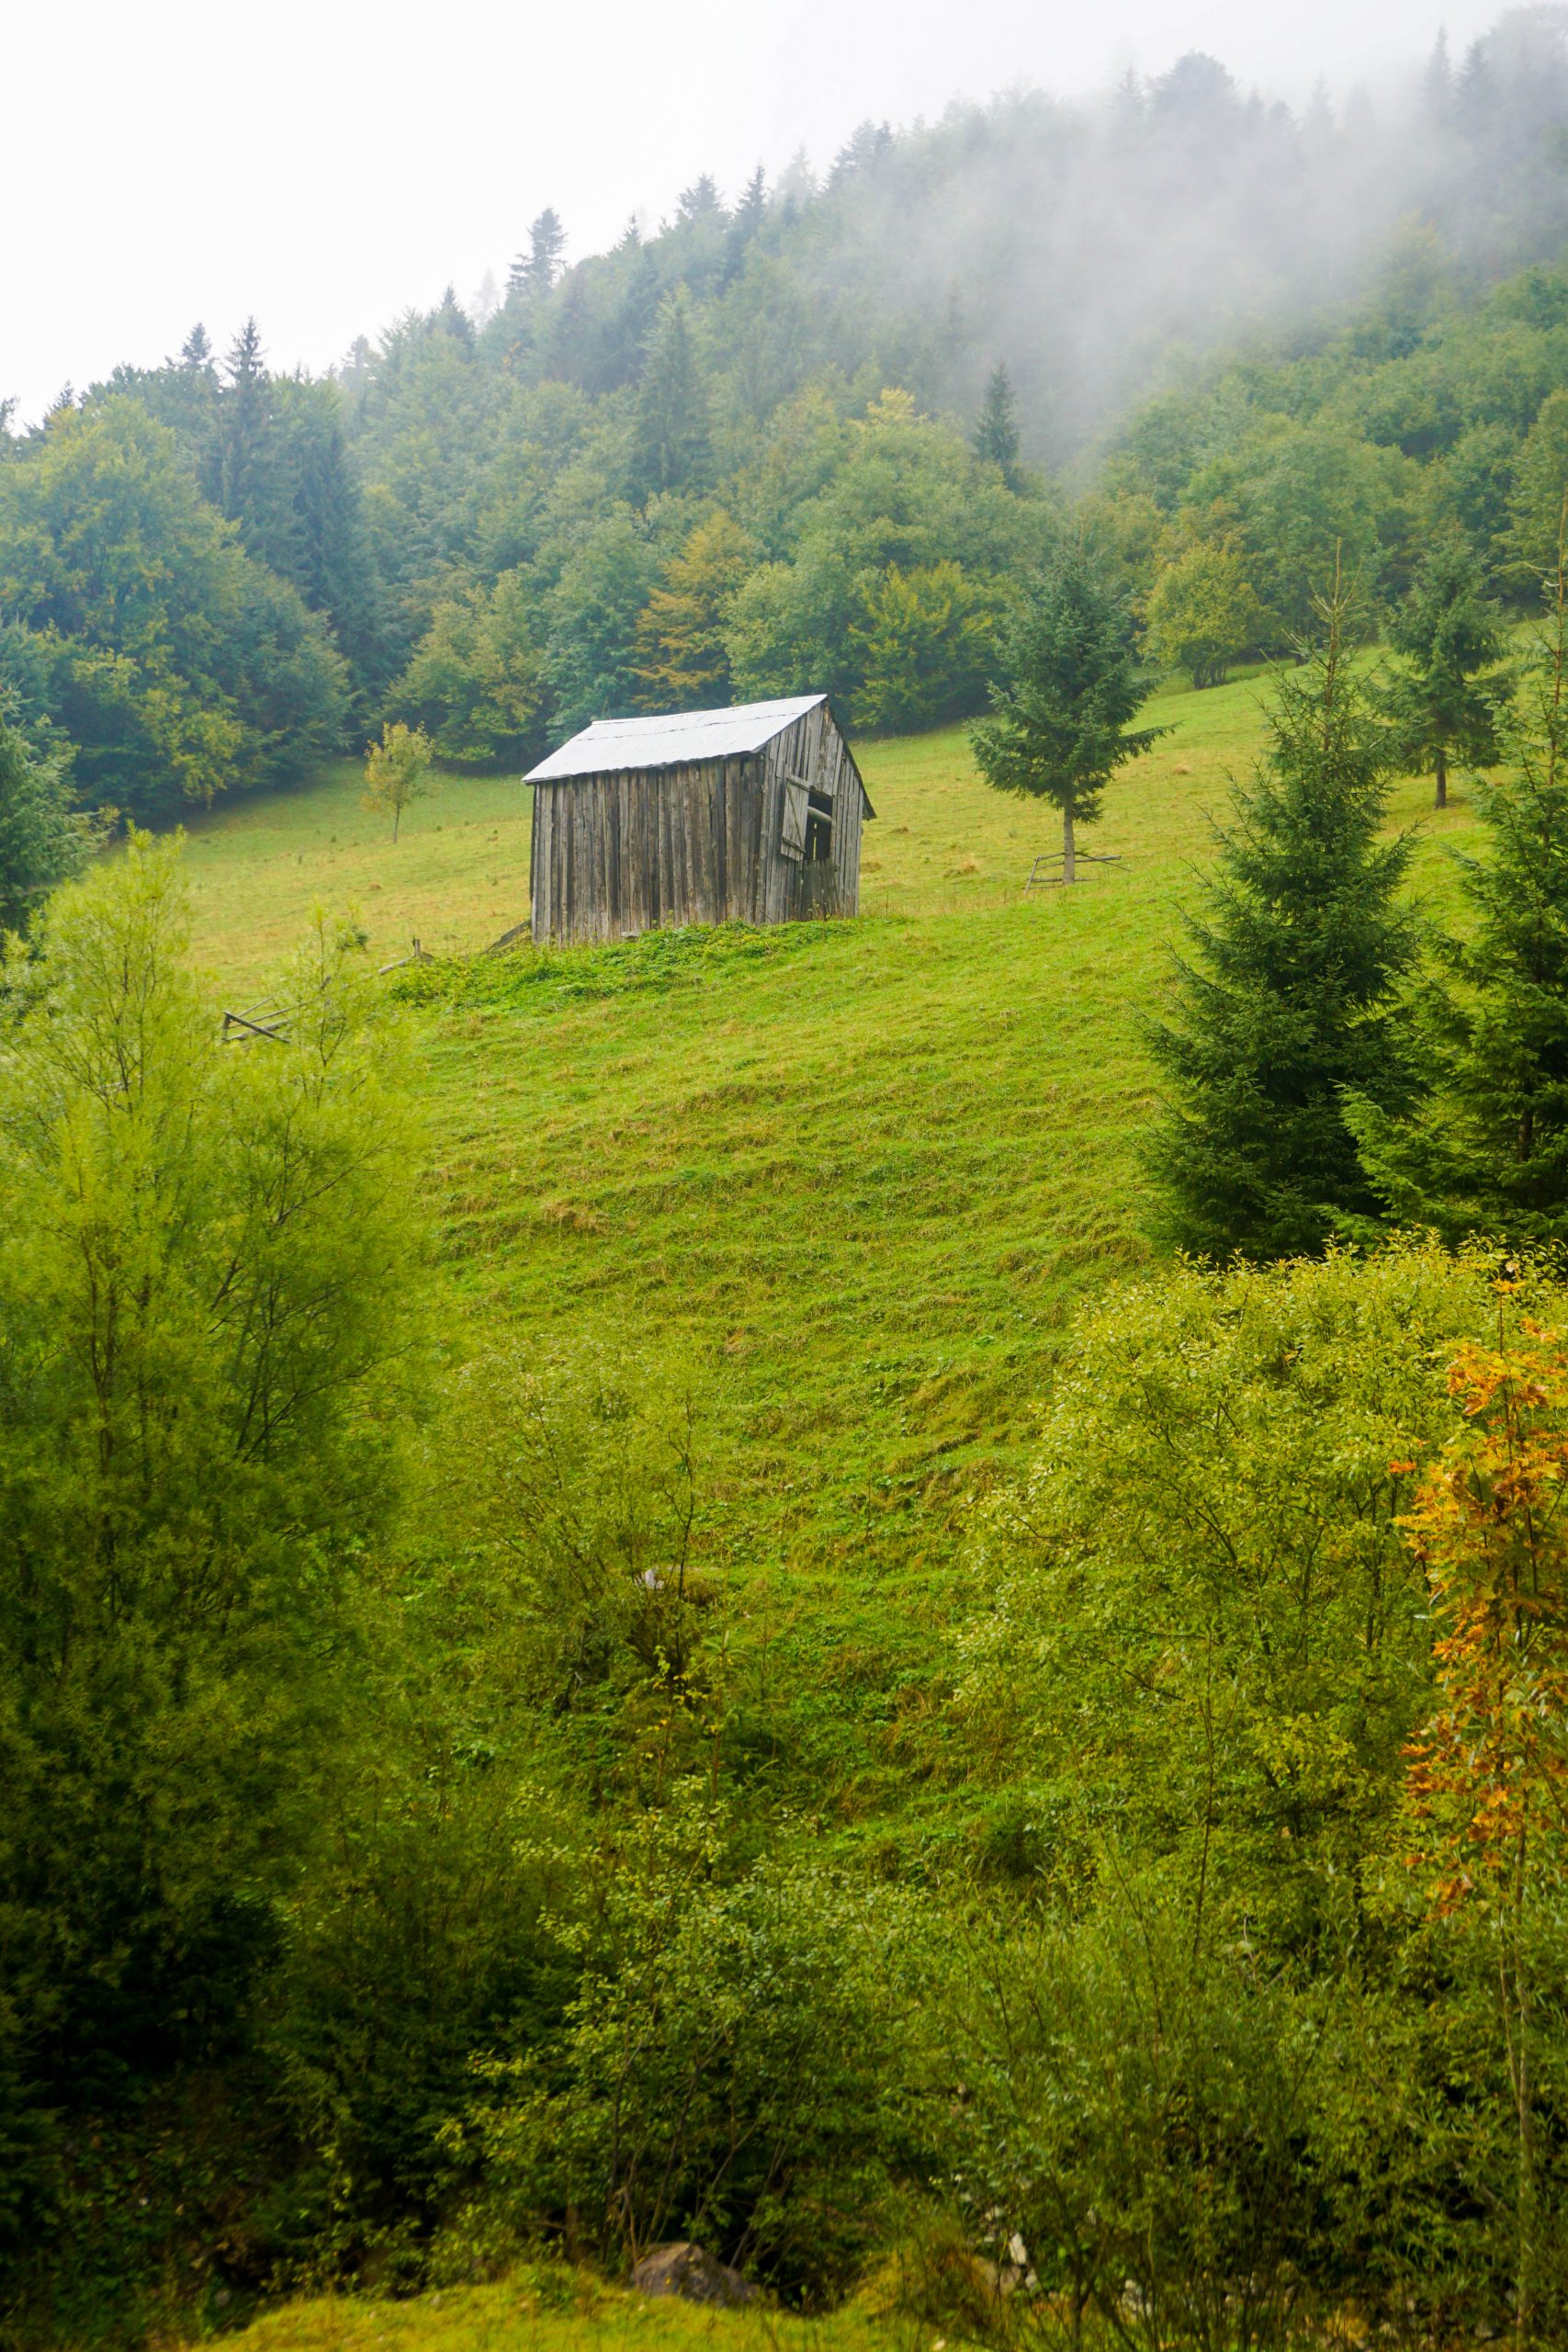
[[971, 551, 1159, 884], [1382, 537, 1508, 808], [362, 721, 434, 842]]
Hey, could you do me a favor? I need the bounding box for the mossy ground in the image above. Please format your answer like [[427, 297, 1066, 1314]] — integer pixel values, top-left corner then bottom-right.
[[196, 2270, 912, 2352]]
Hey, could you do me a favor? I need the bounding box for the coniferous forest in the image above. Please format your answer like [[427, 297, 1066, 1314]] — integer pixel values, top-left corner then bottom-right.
[[15, 12, 1568, 2351]]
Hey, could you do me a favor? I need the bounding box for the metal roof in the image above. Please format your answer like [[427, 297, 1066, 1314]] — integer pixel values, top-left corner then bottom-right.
[[525, 695, 829, 783]]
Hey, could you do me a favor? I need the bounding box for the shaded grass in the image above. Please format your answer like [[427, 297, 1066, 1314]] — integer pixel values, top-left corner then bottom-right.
[[177, 673, 1484, 1838]]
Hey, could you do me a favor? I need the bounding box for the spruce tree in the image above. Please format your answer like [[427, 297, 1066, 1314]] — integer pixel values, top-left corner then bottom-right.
[[1352, 541, 1568, 1244], [508, 208, 566, 301], [971, 550, 1159, 883], [630, 290, 711, 501], [723, 166, 768, 285], [211, 317, 269, 530], [1145, 582, 1420, 1260], [973, 362, 1022, 490], [1382, 537, 1508, 807]]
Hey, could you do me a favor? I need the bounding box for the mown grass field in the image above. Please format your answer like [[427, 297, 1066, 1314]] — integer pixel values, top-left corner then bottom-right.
[[176, 672, 1482, 1839]]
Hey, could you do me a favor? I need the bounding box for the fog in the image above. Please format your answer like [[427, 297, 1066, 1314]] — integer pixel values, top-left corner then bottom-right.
[[1, 0, 1506, 424]]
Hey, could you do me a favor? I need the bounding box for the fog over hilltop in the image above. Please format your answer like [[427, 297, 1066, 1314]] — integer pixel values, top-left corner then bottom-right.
[[412, 7, 1568, 467], [0, 0, 1546, 424]]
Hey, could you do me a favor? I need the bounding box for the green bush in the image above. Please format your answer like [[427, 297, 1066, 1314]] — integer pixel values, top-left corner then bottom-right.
[[458, 1795, 927, 2301]]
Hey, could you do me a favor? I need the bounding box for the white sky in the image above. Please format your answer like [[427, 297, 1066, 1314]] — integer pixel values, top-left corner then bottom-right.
[[2, 0, 1506, 426]]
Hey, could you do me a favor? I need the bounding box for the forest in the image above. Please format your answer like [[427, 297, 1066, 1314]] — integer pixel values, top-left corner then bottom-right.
[[7, 12, 1568, 814], [9, 9, 1568, 2352]]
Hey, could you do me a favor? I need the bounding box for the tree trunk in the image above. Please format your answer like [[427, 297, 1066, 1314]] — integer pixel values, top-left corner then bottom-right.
[[1063, 805, 1077, 885], [1435, 750, 1448, 810], [1512, 1819, 1535, 2352]]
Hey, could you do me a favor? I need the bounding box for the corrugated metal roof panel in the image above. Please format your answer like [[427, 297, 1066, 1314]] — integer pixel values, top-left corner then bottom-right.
[[524, 695, 827, 783]]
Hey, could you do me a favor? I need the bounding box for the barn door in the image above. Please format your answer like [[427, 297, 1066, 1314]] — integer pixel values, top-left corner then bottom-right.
[[780, 775, 809, 861]]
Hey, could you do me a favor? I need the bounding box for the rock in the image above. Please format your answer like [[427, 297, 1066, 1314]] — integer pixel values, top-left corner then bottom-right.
[[632, 2242, 757, 2308]]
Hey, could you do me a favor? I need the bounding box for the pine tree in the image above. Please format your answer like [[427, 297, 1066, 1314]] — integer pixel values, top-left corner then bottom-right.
[[630, 290, 711, 501], [732, 165, 767, 240], [971, 550, 1159, 883], [604, 218, 661, 388], [433, 284, 475, 346], [1424, 27, 1455, 123], [972, 363, 1022, 491], [1352, 534, 1568, 1245], [1145, 579, 1421, 1261], [1382, 537, 1508, 806], [212, 317, 269, 529], [508, 209, 567, 301], [179, 322, 214, 372], [676, 174, 724, 223], [722, 167, 769, 286]]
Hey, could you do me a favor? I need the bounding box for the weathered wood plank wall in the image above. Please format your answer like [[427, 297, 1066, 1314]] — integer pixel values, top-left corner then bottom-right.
[[530, 706, 870, 945]]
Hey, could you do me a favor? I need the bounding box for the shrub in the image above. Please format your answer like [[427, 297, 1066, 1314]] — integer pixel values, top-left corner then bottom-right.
[[459, 1794, 926, 2301]]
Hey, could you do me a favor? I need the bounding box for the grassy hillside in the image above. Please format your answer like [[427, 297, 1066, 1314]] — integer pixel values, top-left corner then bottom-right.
[[177, 671, 1481, 1839]]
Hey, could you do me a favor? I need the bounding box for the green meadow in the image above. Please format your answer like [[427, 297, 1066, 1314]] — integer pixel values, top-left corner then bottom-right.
[[174, 670, 1482, 1844]]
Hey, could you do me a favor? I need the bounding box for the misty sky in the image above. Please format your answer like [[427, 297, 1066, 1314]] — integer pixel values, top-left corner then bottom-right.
[[4, 0, 1505, 424]]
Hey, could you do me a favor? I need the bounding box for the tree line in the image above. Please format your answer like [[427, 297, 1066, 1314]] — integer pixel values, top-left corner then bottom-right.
[[7, 16, 1568, 821]]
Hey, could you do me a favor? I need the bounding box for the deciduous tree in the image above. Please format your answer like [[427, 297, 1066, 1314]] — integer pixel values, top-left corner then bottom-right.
[[1403, 1316, 1568, 2349], [633, 512, 753, 711], [395, 571, 544, 764], [1143, 540, 1265, 686], [362, 719, 434, 841], [0, 701, 91, 932], [851, 560, 994, 732]]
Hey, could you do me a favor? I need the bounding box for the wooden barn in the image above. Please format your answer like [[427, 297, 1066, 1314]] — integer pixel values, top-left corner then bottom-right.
[[523, 693, 874, 945]]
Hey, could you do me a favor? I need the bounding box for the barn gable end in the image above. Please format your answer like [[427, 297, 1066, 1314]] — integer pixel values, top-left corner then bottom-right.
[[524, 695, 871, 945]]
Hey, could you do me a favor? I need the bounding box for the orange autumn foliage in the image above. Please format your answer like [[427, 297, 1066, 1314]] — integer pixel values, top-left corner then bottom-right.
[[1403, 1317, 1568, 1915]]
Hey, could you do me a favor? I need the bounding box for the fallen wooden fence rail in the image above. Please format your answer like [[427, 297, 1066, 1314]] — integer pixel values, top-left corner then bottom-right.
[[376, 937, 434, 976], [222, 1006, 291, 1043], [484, 920, 531, 955], [225, 940, 441, 1041]]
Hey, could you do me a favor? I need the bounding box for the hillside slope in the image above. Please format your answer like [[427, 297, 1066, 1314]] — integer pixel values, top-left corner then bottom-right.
[[180, 672, 1480, 1841]]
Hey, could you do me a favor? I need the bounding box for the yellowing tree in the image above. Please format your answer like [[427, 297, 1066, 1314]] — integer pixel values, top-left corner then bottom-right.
[[1404, 1315, 1568, 2349], [1144, 540, 1266, 687], [362, 720, 434, 842], [851, 561, 994, 732], [634, 513, 753, 711]]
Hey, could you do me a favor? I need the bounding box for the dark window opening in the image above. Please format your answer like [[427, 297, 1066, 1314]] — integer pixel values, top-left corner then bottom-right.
[[806, 789, 834, 864]]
